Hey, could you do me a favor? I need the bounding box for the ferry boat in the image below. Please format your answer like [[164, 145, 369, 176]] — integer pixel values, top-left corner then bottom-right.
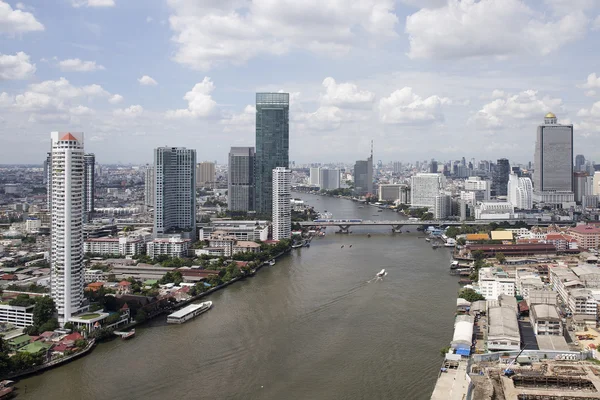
[[167, 301, 213, 324], [292, 242, 304, 249], [425, 238, 431, 242], [268, 260, 276, 266], [122, 329, 135, 340], [450, 261, 460, 269]]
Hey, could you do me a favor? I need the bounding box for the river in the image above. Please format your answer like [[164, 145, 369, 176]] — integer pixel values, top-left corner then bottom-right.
[[17, 194, 459, 400]]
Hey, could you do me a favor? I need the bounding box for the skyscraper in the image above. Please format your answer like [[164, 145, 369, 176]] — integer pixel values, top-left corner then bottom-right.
[[533, 113, 574, 205], [309, 167, 320, 186], [144, 165, 154, 207], [196, 161, 216, 188], [272, 167, 291, 240], [429, 160, 438, 173], [410, 173, 445, 208], [228, 147, 255, 212], [44, 152, 51, 210], [83, 153, 95, 219], [354, 145, 373, 196], [507, 172, 533, 209], [319, 168, 341, 190], [575, 154, 586, 172], [255, 93, 289, 215], [50, 132, 85, 324], [492, 158, 510, 197], [154, 147, 197, 240]]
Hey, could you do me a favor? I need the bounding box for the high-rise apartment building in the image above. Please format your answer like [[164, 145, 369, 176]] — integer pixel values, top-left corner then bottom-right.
[[319, 168, 340, 190], [507, 172, 533, 210], [83, 153, 95, 219], [574, 172, 592, 204], [50, 132, 85, 324], [255, 93, 289, 215], [309, 167, 320, 186], [144, 165, 154, 207], [154, 147, 197, 240], [533, 113, 574, 206], [434, 194, 451, 219], [410, 173, 445, 208], [272, 167, 291, 241], [196, 161, 216, 188], [492, 158, 510, 197], [44, 152, 51, 210], [228, 147, 255, 212]]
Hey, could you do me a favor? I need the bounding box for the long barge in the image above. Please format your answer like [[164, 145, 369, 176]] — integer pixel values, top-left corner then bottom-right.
[[167, 301, 212, 324]]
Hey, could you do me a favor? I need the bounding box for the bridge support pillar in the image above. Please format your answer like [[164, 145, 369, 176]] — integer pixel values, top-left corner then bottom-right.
[[391, 225, 404, 233], [337, 225, 351, 234]]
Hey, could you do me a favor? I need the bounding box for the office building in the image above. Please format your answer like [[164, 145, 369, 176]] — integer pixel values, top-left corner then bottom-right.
[[309, 167, 320, 186], [429, 160, 438, 173], [464, 176, 491, 202], [378, 184, 404, 202], [228, 147, 255, 212], [354, 151, 373, 196], [574, 172, 592, 204], [83, 153, 95, 219], [50, 131, 86, 324], [575, 154, 586, 172], [153, 147, 197, 240], [196, 161, 216, 188], [144, 165, 154, 207], [410, 173, 445, 208], [492, 158, 510, 197], [507, 172, 533, 209], [434, 194, 451, 219], [272, 167, 291, 240], [255, 93, 289, 215], [319, 168, 340, 190], [533, 113, 574, 205], [393, 162, 402, 174]]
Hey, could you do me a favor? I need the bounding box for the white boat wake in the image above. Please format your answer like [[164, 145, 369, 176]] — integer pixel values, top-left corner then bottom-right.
[[367, 269, 388, 283]]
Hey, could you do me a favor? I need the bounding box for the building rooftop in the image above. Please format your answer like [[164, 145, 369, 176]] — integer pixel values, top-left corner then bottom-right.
[[569, 225, 600, 234], [531, 304, 560, 320], [488, 306, 519, 338], [536, 335, 569, 351]]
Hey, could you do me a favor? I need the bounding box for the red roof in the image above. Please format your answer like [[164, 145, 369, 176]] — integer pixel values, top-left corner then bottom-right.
[[118, 281, 132, 286], [518, 301, 529, 313], [40, 331, 54, 338], [120, 303, 129, 310], [570, 225, 600, 234], [63, 332, 83, 342], [1, 274, 16, 280], [60, 132, 78, 141], [53, 344, 69, 353], [88, 282, 104, 288]]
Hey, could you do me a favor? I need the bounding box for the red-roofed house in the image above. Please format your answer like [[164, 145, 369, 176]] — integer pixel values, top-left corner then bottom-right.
[[63, 332, 83, 342], [117, 281, 132, 295], [545, 233, 578, 252], [568, 225, 600, 250], [86, 282, 104, 292], [52, 343, 69, 355], [1, 274, 17, 281]]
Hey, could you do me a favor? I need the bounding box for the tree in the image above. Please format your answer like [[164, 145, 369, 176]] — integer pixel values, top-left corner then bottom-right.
[[472, 250, 485, 262], [10, 352, 43, 371], [38, 318, 59, 333], [445, 226, 460, 239], [9, 294, 35, 307], [456, 237, 466, 246], [459, 288, 485, 302], [496, 252, 506, 264], [0, 338, 11, 376], [135, 309, 147, 322], [32, 296, 57, 327]]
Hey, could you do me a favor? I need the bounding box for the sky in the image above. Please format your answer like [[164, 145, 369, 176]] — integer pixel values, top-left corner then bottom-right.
[[1, 0, 600, 165]]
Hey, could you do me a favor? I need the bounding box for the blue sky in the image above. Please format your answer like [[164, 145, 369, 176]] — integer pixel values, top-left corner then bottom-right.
[[1, 0, 600, 165]]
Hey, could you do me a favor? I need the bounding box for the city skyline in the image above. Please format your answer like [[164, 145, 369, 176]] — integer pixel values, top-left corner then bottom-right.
[[1, 1, 600, 164]]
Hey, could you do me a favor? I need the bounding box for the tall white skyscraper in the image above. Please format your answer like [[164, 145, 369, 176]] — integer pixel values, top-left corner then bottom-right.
[[533, 113, 574, 206], [272, 167, 291, 240], [154, 147, 197, 240], [50, 132, 85, 324], [507, 172, 533, 210], [83, 153, 95, 219], [410, 173, 445, 208], [144, 165, 154, 207], [309, 167, 320, 186]]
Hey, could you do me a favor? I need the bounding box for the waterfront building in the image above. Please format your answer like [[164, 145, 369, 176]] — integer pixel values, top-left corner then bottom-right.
[[196, 161, 216, 188], [378, 184, 403, 202], [507, 172, 533, 209], [44, 152, 51, 210], [473, 201, 514, 220], [567, 224, 600, 250], [0, 303, 35, 328], [144, 165, 154, 207], [84, 237, 145, 257], [477, 267, 515, 300], [207, 232, 262, 256], [433, 194, 451, 219], [410, 173, 444, 208], [146, 237, 191, 258], [83, 153, 95, 220], [50, 131, 86, 325], [450, 315, 474, 351], [309, 167, 320, 186], [319, 168, 340, 190], [199, 220, 269, 242], [153, 147, 197, 240], [487, 303, 520, 351], [228, 147, 255, 212], [272, 167, 291, 240], [354, 157, 373, 196], [492, 158, 510, 197], [533, 113, 575, 206], [255, 93, 289, 215]]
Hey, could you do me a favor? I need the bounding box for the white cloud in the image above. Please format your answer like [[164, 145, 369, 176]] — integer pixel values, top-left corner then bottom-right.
[[320, 77, 374, 108], [72, 0, 115, 7], [405, 0, 588, 60], [108, 94, 123, 104], [469, 89, 563, 129], [113, 105, 144, 117], [29, 78, 109, 98], [0, 91, 13, 106], [58, 58, 105, 72], [378, 87, 450, 125], [69, 105, 94, 115], [579, 73, 600, 89], [0, 0, 44, 34], [146, 16, 153, 23], [0, 52, 35, 80], [222, 105, 255, 129], [586, 90, 597, 97], [166, 77, 217, 118], [593, 15, 600, 30], [168, 0, 398, 70], [138, 75, 157, 86]]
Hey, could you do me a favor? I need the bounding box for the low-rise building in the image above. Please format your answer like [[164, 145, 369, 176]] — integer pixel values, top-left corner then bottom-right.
[[203, 220, 269, 242], [474, 202, 514, 220], [84, 237, 145, 257], [84, 269, 105, 283], [530, 304, 563, 336], [568, 288, 597, 316], [568, 224, 600, 250], [487, 303, 520, 351], [451, 314, 474, 352], [112, 263, 174, 280], [478, 267, 515, 300], [515, 269, 544, 299], [146, 238, 191, 259], [0, 303, 34, 328]]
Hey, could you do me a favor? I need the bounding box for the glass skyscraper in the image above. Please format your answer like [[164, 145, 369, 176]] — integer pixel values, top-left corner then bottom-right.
[[255, 93, 289, 215], [228, 146, 255, 212]]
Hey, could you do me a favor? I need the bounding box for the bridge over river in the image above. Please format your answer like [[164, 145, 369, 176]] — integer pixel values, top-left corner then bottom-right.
[[298, 219, 571, 233]]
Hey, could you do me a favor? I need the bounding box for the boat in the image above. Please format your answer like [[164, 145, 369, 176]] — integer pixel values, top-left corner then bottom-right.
[[450, 261, 460, 269], [292, 242, 303, 249], [121, 329, 135, 340], [376, 269, 388, 278], [432, 244, 439, 249], [425, 238, 431, 242], [268, 260, 276, 266], [167, 301, 213, 324], [444, 242, 455, 248], [367, 233, 371, 238], [304, 241, 310, 247], [0, 381, 14, 399]]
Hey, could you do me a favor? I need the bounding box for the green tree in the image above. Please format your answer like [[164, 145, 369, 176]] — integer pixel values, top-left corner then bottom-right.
[[10, 352, 43, 371], [445, 226, 460, 239], [459, 288, 485, 302], [456, 237, 466, 246], [0, 337, 11, 376], [32, 296, 57, 327], [496, 252, 506, 264], [135, 309, 147, 322], [38, 318, 59, 333], [472, 250, 485, 262]]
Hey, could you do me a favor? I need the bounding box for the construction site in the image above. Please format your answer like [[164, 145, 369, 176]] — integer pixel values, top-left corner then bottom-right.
[[470, 359, 600, 400]]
